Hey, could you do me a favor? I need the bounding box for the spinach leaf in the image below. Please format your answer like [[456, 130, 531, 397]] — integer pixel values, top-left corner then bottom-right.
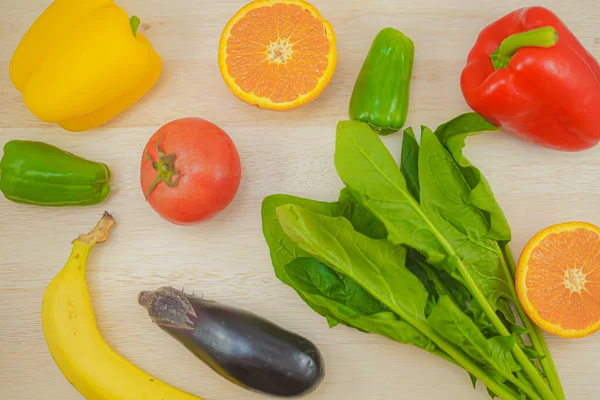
[[437, 267, 471, 310], [418, 126, 512, 306], [421, 127, 555, 399], [405, 255, 438, 297], [285, 257, 386, 317], [405, 250, 468, 314], [262, 190, 389, 328], [334, 120, 447, 263], [501, 318, 543, 361], [401, 128, 420, 201], [469, 299, 498, 338], [429, 297, 519, 375], [501, 318, 543, 362], [262, 194, 340, 285], [430, 117, 549, 370], [419, 125, 493, 239], [262, 191, 386, 283], [337, 187, 387, 240], [276, 204, 430, 327], [434, 113, 510, 241], [432, 115, 550, 369], [284, 257, 451, 359], [496, 298, 516, 325], [284, 257, 379, 329], [433, 114, 551, 377], [334, 120, 512, 308], [405, 256, 438, 316], [434, 112, 498, 161], [262, 194, 364, 326]]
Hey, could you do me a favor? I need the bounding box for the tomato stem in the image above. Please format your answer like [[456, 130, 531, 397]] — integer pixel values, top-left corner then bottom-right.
[[144, 133, 183, 199]]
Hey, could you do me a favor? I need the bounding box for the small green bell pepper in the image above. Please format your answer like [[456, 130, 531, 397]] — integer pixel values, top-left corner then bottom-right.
[[349, 28, 415, 135], [0, 140, 111, 206]]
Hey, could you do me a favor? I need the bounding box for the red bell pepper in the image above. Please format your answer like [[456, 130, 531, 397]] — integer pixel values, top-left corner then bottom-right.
[[461, 7, 600, 151]]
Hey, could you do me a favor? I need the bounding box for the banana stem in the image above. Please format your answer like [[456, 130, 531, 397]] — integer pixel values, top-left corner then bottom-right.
[[73, 212, 115, 246]]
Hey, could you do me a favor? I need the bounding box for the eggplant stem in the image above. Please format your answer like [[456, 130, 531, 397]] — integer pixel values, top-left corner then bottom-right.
[[138, 287, 197, 330]]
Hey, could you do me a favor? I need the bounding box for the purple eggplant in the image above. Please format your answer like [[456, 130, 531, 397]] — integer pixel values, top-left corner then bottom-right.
[[138, 287, 324, 397]]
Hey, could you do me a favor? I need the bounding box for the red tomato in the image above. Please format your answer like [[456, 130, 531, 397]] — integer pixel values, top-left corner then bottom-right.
[[140, 117, 241, 225]]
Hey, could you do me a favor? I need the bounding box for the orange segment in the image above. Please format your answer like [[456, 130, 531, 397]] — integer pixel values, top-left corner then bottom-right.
[[517, 222, 600, 338], [218, 0, 337, 110]]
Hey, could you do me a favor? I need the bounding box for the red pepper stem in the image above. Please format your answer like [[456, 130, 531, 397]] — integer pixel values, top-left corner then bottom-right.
[[490, 26, 559, 70]]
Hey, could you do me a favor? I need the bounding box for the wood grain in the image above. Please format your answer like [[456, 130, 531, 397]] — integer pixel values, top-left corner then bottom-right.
[[1, 0, 599, 399]]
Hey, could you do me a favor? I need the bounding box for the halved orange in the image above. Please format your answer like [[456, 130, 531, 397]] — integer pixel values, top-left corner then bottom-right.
[[218, 0, 337, 110], [517, 222, 600, 338]]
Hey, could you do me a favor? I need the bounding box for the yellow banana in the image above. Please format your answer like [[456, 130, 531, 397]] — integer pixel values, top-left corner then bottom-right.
[[41, 212, 203, 400]]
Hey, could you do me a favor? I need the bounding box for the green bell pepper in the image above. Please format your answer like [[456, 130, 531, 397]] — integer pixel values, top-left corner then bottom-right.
[[349, 28, 415, 135], [0, 140, 111, 206]]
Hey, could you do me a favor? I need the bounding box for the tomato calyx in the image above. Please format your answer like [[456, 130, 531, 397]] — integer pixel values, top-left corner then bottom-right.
[[144, 133, 183, 199]]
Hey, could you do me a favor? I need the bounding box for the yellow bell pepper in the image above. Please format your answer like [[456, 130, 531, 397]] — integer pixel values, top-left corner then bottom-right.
[[9, 0, 162, 132]]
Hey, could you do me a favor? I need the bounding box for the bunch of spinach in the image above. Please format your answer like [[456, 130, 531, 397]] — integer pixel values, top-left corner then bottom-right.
[[261, 113, 564, 400]]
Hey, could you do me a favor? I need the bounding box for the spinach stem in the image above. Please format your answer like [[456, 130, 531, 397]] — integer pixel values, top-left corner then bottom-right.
[[451, 252, 556, 400], [405, 232, 552, 399], [411, 322, 521, 400], [419, 262, 542, 399], [413, 217, 556, 400], [497, 362, 543, 400], [504, 245, 566, 400], [496, 243, 564, 400], [394, 193, 556, 398], [385, 194, 555, 398]]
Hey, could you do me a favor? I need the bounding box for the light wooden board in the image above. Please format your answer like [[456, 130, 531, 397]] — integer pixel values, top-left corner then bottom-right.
[[1, 0, 599, 399]]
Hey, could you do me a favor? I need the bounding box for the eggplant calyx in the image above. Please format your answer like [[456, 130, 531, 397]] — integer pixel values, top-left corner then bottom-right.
[[138, 287, 197, 330]]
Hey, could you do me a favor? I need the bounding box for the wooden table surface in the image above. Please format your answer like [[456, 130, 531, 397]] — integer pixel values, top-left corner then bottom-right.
[[1, 0, 600, 399]]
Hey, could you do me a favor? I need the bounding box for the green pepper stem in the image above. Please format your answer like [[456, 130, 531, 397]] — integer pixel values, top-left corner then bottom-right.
[[130, 16, 141, 38], [490, 26, 559, 70]]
